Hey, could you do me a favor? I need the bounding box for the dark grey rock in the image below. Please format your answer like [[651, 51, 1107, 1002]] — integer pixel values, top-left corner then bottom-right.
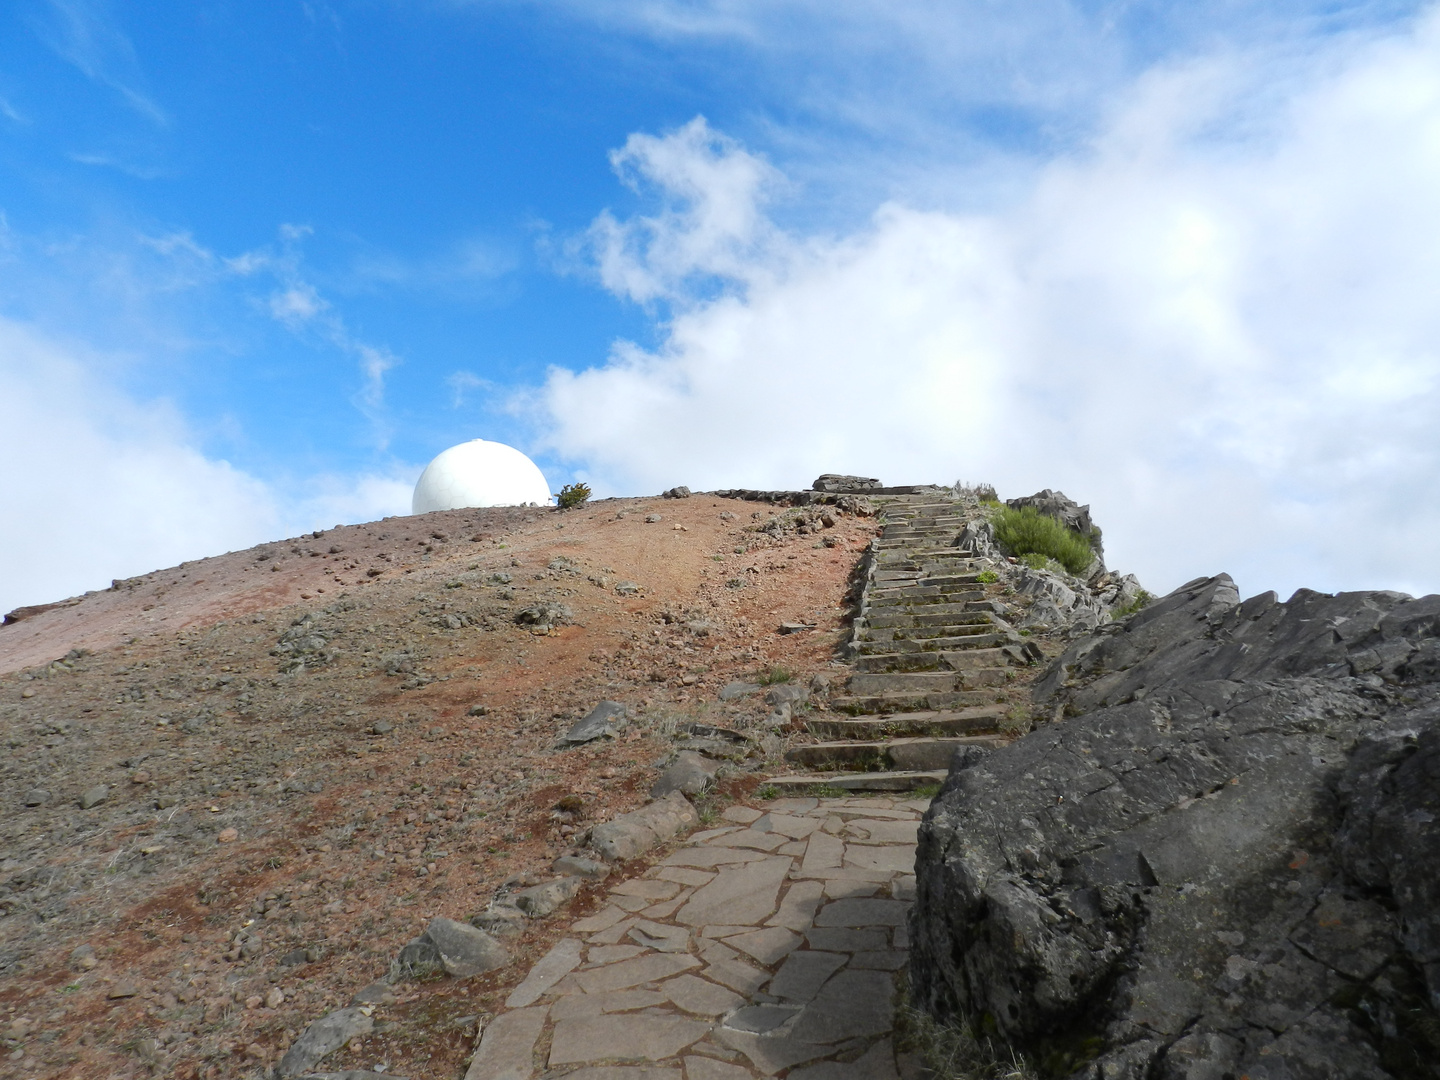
[[615, 581, 641, 596], [552, 854, 610, 880], [371, 720, 392, 735], [650, 751, 719, 797], [765, 684, 809, 708], [589, 791, 699, 862], [813, 474, 883, 493], [1004, 488, 1102, 562], [278, 1007, 373, 1077], [511, 876, 581, 917], [563, 700, 628, 744], [397, 917, 507, 979], [22, 788, 49, 807], [718, 681, 761, 701], [469, 903, 527, 939], [662, 486, 693, 499], [78, 785, 108, 810], [910, 573, 1440, 1079], [514, 602, 572, 631]]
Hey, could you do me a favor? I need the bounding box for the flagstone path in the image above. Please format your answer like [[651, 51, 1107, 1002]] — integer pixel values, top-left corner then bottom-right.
[[465, 795, 928, 1080]]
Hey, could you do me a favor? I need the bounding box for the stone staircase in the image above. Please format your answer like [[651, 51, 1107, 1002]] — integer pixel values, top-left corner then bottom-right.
[[770, 494, 1039, 793]]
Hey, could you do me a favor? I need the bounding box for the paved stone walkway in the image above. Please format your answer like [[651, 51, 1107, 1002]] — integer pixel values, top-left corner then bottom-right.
[[466, 796, 927, 1080]]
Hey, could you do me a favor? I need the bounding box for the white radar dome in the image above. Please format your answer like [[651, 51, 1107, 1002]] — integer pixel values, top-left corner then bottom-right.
[[411, 439, 552, 514]]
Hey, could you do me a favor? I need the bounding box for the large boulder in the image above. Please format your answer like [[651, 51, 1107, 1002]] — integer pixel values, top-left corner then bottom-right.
[[910, 574, 1440, 1078]]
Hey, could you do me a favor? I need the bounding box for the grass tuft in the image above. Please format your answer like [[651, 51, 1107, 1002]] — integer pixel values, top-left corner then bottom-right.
[[894, 982, 1039, 1080], [991, 506, 1096, 576]]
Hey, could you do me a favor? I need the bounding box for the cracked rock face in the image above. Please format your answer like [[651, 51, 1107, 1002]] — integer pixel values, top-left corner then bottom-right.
[[909, 574, 1440, 1079]]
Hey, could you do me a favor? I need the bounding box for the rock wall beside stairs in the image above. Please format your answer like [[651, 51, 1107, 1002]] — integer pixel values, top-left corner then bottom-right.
[[909, 574, 1440, 1079]]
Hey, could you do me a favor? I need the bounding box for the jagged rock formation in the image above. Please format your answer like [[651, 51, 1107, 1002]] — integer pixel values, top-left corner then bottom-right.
[[909, 574, 1440, 1078]]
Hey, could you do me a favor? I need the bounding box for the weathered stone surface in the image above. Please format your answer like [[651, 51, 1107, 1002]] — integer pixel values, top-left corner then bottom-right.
[[573, 952, 699, 993], [565, 701, 629, 744], [769, 950, 847, 1001], [768, 880, 825, 930], [278, 1007, 373, 1077], [590, 792, 698, 863], [512, 876, 581, 917], [724, 926, 801, 965], [506, 938, 584, 1008], [787, 1038, 899, 1080], [676, 856, 792, 926], [650, 751, 719, 797], [787, 969, 895, 1043], [464, 1006, 547, 1080], [684, 1056, 755, 1080], [911, 573, 1440, 1078], [813, 899, 908, 927], [660, 972, 746, 1016], [549, 1014, 711, 1064], [557, 1069, 680, 1080], [400, 916, 508, 979], [553, 854, 611, 880]]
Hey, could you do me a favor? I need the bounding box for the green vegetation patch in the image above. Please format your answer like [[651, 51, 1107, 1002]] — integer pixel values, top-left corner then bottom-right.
[[991, 506, 1096, 576], [555, 482, 592, 509]]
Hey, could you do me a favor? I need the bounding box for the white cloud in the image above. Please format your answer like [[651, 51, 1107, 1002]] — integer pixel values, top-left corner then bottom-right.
[[0, 318, 413, 615], [536, 10, 1440, 601]]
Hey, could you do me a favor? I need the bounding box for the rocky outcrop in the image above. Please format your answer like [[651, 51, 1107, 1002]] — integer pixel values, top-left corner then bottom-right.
[[910, 574, 1440, 1079], [1006, 488, 1103, 562]]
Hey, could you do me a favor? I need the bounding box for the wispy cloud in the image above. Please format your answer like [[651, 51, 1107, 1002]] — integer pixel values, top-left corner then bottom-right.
[[0, 317, 416, 614], [536, 9, 1440, 602], [38, 0, 168, 125], [0, 96, 27, 124]]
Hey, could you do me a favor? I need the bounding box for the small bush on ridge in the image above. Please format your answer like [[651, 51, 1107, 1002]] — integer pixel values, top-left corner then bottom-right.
[[555, 482, 592, 509], [991, 506, 1095, 576]]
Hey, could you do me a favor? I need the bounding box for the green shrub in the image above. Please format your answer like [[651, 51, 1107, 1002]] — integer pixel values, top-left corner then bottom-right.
[[991, 506, 1096, 576], [1111, 589, 1155, 619], [976, 570, 999, 584], [756, 666, 793, 685], [555, 482, 592, 509]]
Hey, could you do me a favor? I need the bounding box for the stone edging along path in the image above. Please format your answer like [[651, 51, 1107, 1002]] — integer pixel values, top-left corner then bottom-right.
[[462, 793, 927, 1080]]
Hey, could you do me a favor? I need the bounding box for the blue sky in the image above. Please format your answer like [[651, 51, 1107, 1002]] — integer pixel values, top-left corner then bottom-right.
[[3, 0, 1440, 613]]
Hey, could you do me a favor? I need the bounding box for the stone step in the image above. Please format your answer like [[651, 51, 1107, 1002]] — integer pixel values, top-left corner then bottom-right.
[[853, 639, 1015, 666], [805, 706, 1010, 739], [833, 689, 1002, 714], [857, 618, 994, 641], [863, 605, 990, 628], [863, 598, 986, 618], [855, 629, 996, 651], [847, 667, 1015, 695], [868, 585, 983, 604], [785, 735, 1007, 772], [763, 770, 948, 794]]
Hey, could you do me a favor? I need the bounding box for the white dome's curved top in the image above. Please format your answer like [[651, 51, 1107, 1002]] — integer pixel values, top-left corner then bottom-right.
[[411, 439, 552, 514]]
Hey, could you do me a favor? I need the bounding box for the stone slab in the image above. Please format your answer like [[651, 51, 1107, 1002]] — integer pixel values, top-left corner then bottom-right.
[[843, 846, 915, 875], [655, 867, 716, 887], [465, 1006, 547, 1080], [676, 857, 793, 927], [801, 833, 845, 872], [768, 949, 848, 1002], [549, 1014, 712, 1065], [550, 990, 669, 1019], [754, 813, 823, 839], [788, 970, 896, 1043], [661, 973, 747, 1017], [788, 1039, 899, 1080], [506, 938, 583, 1008], [664, 847, 772, 868], [813, 899, 910, 927], [685, 1056, 756, 1080], [703, 958, 770, 995], [767, 880, 825, 931], [725, 926, 801, 965], [805, 929, 890, 952], [573, 953, 700, 993]]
